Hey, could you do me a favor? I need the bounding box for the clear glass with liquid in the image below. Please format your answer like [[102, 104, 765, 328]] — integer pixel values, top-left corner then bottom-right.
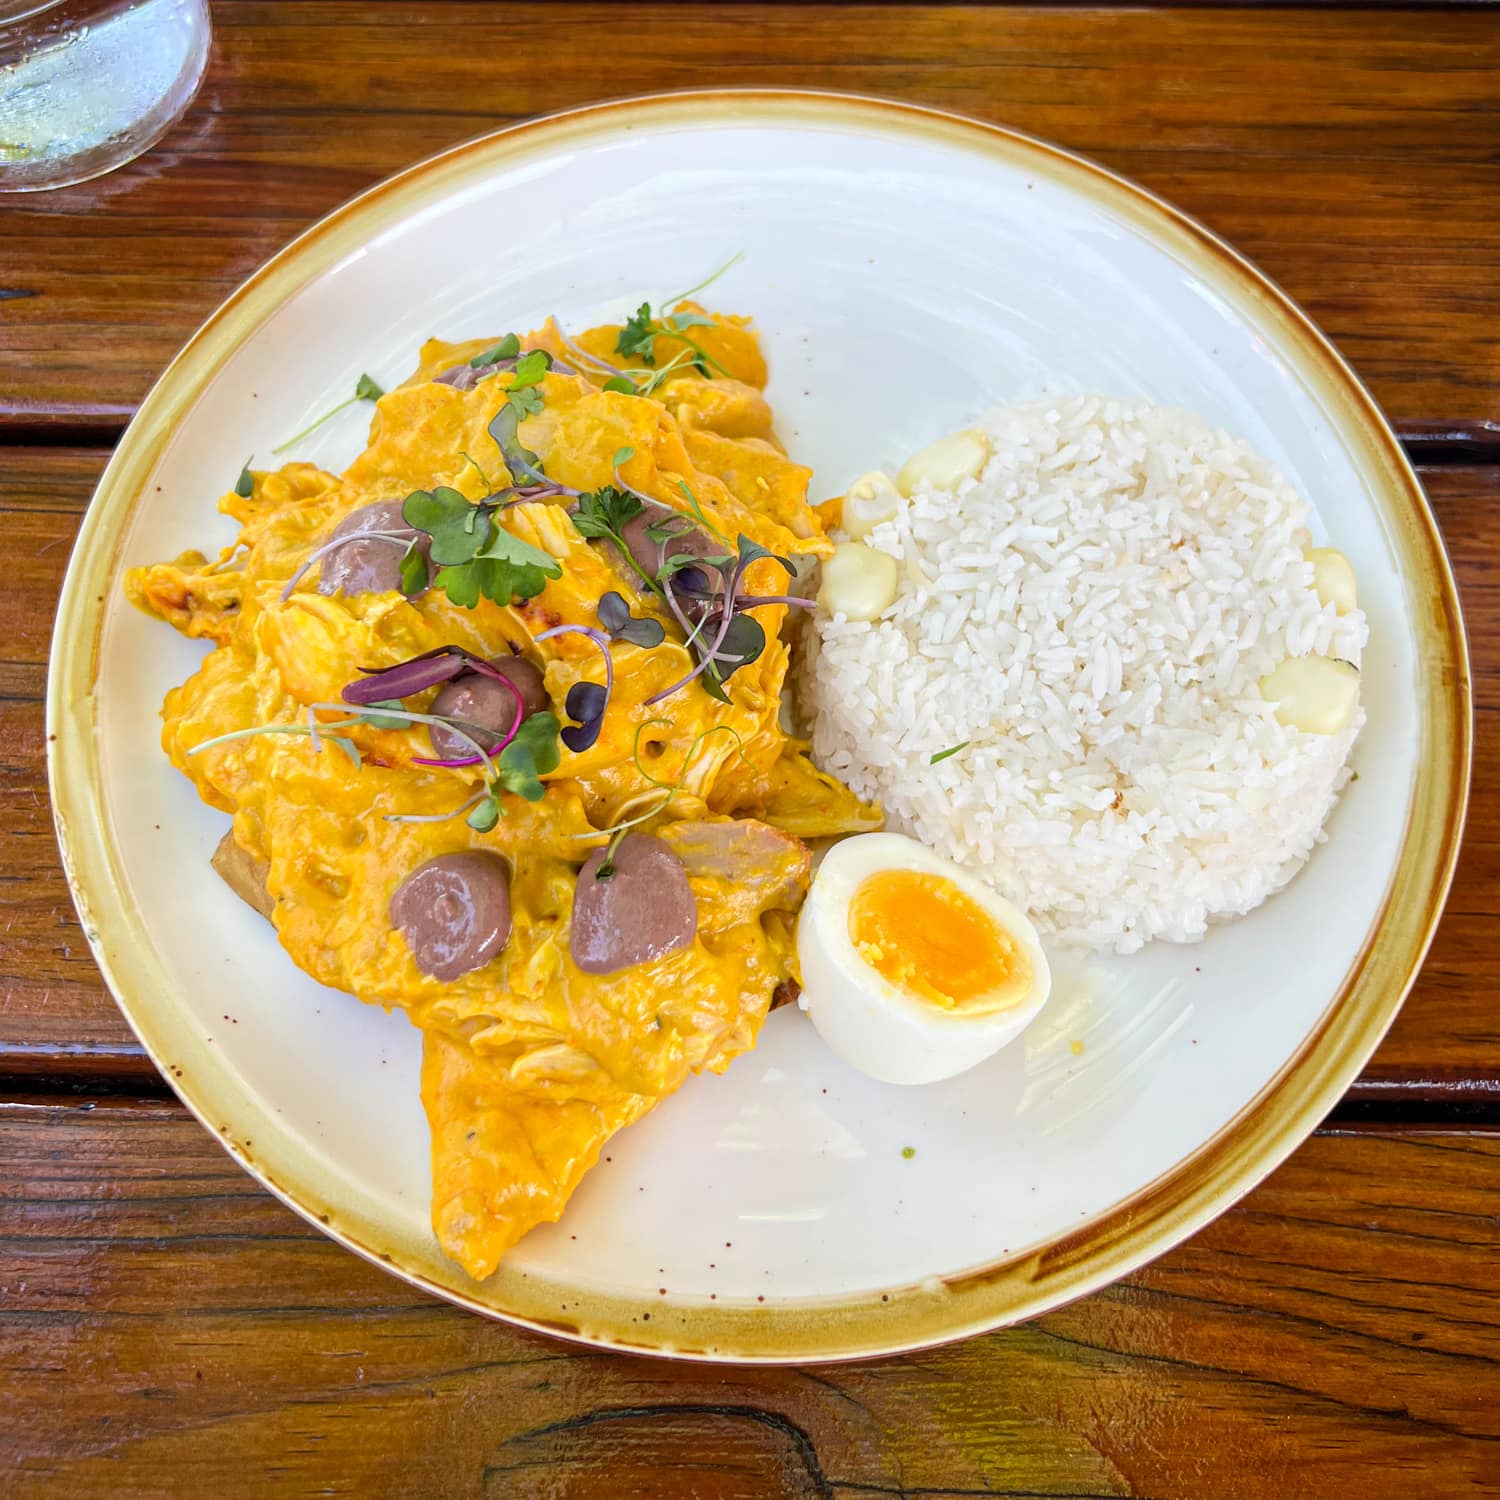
[[0, 0, 210, 191]]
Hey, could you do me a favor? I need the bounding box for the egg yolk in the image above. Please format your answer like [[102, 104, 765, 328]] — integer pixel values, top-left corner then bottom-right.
[[848, 869, 1032, 1012]]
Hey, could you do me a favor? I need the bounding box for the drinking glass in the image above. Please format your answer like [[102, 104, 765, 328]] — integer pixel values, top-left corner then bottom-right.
[[0, 0, 210, 191]]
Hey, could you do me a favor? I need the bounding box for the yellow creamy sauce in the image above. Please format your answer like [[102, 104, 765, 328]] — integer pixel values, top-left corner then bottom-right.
[[127, 307, 879, 1277]]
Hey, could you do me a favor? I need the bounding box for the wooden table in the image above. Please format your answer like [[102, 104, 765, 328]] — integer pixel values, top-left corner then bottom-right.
[[3, 5, 1497, 1494]]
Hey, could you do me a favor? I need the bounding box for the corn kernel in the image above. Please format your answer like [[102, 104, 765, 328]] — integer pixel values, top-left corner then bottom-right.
[[1308, 547, 1357, 614], [896, 430, 990, 498], [1260, 656, 1360, 734], [819, 542, 899, 622]]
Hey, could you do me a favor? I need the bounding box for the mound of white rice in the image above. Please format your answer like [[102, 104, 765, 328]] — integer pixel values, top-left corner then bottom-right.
[[802, 396, 1368, 954]]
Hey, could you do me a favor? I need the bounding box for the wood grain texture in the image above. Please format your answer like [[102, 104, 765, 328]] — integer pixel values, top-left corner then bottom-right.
[[5, 450, 1491, 1093], [3, 3, 1498, 439], [1, 1099, 1495, 1496]]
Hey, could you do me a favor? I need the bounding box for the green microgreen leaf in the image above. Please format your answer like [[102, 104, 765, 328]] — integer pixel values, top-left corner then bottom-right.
[[459, 449, 492, 490], [403, 486, 483, 567], [272, 374, 385, 454], [466, 796, 501, 832], [234, 457, 254, 498], [470, 333, 521, 368], [361, 699, 416, 731], [492, 710, 561, 802], [602, 375, 638, 395], [509, 349, 553, 389], [929, 741, 970, 765], [398, 545, 430, 596], [660, 251, 744, 310], [666, 311, 716, 333], [677, 479, 733, 549]]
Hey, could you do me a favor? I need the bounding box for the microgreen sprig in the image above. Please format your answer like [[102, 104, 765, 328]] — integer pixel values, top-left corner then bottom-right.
[[615, 253, 744, 373], [534, 623, 614, 753], [400, 484, 561, 608], [272, 373, 385, 455]]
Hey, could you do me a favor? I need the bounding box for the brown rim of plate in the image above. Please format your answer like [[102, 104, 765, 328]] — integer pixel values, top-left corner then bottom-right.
[[47, 89, 1471, 1364]]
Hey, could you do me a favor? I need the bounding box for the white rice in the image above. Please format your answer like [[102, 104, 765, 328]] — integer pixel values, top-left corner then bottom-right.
[[801, 396, 1368, 954]]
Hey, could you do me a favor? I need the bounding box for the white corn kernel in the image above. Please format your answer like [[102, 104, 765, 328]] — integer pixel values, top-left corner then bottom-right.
[[896, 429, 990, 498], [819, 542, 899, 622], [1259, 656, 1360, 734], [842, 470, 902, 540], [1308, 547, 1357, 614]]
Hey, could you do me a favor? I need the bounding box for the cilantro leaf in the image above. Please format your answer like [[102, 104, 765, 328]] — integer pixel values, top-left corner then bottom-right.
[[616, 302, 658, 365], [666, 311, 715, 333], [602, 375, 637, 395], [507, 385, 544, 420], [570, 485, 645, 540], [470, 333, 521, 368]]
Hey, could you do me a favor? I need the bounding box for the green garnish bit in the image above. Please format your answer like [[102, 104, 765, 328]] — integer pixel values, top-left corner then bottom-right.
[[602, 375, 637, 395], [574, 720, 751, 852], [901, 1146, 916, 1160], [233, 457, 254, 498], [677, 478, 733, 549], [614, 254, 742, 375], [929, 742, 970, 765], [470, 333, 521, 368], [271, 373, 385, 455], [458, 449, 492, 490], [503, 349, 554, 418], [569, 482, 663, 598], [466, 711, 562, 826], [402, 486, 560, 608]]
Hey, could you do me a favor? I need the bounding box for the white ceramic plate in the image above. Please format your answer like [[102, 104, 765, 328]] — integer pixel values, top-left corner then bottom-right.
[[50, 91, 1468, 1362]]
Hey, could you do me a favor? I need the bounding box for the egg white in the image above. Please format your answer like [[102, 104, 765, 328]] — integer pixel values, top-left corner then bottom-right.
[[797, 832, 1051, 1085]]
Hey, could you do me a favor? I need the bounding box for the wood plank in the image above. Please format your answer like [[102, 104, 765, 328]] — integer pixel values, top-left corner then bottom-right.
[[3, 450, 1494, 1094], [3, 3, 1497, 439], [1, 1099, 1495, 1495]]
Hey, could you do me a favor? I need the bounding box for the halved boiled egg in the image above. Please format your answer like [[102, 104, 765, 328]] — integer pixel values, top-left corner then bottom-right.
[[797, 833, 1051, 1085]]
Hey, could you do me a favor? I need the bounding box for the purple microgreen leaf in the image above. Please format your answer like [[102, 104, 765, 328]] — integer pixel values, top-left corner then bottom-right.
[[340, 645, 482, 705], [598, 590, 665, 648]]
